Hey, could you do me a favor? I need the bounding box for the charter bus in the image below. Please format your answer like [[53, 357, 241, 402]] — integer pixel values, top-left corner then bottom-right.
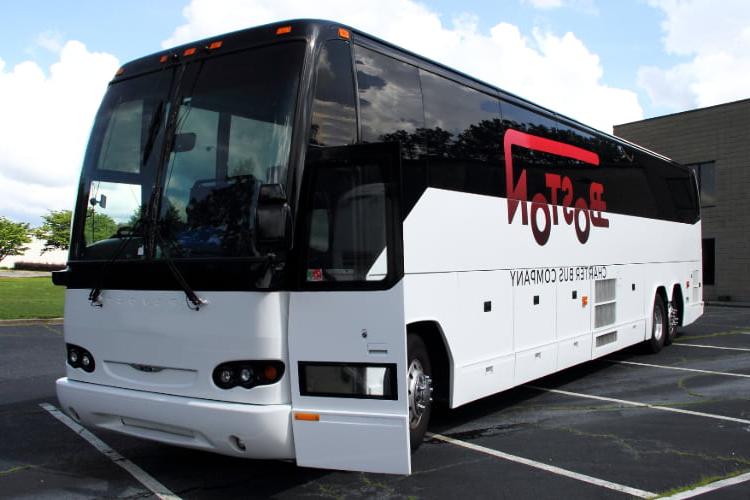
[[53, 19, 704, 475]]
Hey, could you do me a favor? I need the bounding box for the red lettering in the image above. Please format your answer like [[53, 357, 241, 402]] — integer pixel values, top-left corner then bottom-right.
[[562, 176, 574, 225], [531, 193, 551, 245], [589, 182, 609, 228], [545, 173, 561, 225], [574, 197, 590, 243]]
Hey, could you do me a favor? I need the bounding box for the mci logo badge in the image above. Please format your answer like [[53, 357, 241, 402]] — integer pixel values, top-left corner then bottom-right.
[[504, 129, 610, 245]]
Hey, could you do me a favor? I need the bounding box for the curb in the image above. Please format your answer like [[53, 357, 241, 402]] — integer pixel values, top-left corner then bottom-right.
[[0, 318, 64, 327]]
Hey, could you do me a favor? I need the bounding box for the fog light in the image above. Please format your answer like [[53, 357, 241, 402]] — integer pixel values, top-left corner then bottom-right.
[[81, 354, 91, 367], [69, 350, 79, 364], [220, 369, 233, 385], [240, 368, 252, 383]]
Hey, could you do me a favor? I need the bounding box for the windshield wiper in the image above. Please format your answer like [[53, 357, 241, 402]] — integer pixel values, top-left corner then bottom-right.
[[154, 229, 207, 311], [142, 100, 165, 165]]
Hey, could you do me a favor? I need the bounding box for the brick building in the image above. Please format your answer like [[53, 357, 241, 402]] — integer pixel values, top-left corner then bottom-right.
[[614, 98, 750, 303]]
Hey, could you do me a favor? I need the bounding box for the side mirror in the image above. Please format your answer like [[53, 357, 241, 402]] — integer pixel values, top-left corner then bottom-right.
[[256, 184, 292, 248]]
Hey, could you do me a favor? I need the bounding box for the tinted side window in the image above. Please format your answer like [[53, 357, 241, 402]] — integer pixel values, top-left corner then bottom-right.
[[310, 40, 357, 146], [420, 70, 503, 196], [354, 45, 423, 150]]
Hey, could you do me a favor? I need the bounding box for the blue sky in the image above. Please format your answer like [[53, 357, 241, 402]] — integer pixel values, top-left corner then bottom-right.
[[4, 0, 679, 116], [1, 0, 747, 224]]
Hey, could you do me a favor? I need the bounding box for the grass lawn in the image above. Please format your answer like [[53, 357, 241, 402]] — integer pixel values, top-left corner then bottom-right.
[[0, 277, 64, 319]]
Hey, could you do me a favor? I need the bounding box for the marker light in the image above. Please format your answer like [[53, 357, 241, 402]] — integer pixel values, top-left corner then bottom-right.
[[159, 55, 169, 63], [263, 365, 278, 382], [115, 67, 125, 77], [276, 25, 292, 35], [66, 344, 96, 373], [183, 47, 197, 56], [338, 28, 350, 40], [208, 40, 223, 50], [213, 361, 284, 390]]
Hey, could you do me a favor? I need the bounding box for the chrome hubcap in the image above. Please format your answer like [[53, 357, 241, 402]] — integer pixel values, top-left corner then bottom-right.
[[408, 359, 432, 429], [653, 303, 664, 341]]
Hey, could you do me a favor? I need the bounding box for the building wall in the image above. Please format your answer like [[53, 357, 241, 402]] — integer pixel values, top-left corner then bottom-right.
[[1, 237, 68, 268], [614, 99, 750, 302]]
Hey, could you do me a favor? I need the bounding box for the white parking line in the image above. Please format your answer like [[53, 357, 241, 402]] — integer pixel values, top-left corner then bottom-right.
[[607, 359, 750, 378], [673, 343, 750, 352], [39, 403, 181, 500], [428, 432, 656, 498], [666, 470, 750, 499], [525, 386, 750, 426]]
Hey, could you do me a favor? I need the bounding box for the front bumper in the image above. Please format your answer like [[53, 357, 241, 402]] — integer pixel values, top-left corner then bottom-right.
[[56, 378, 294, 459]]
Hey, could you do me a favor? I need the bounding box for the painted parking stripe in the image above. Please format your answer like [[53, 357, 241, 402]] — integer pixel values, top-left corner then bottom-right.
[[526, 386, 750, 426], [428, 432, 655, 498], [39, 403, 181, 500], [607, 359, 750, 379], [673, 343, 750, 352], [666, 470, 750, 499]]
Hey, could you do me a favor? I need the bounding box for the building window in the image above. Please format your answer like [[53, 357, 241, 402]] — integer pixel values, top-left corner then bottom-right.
[[702, 238, 715, 285], [687, 161, 716, 207]]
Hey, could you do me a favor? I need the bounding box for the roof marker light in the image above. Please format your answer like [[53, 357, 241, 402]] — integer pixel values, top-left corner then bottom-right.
[[208, 40, 223, 50], [159, 55, 169, 63], [183, 47, 197, 56], [115, 67, 125, 76], [276, 25, 292, 35], [338, 27, 350, 40]]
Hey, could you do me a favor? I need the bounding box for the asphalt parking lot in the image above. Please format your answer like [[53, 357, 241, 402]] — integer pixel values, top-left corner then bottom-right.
[[1, 306, 749, 499]]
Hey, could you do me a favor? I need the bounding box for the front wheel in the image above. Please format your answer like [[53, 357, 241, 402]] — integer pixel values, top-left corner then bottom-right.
[[644, 294, 667, 354], [407, 333, 433, 451]]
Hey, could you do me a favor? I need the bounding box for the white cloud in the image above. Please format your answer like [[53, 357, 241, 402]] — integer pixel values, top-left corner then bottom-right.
[[36, 30, 64, 53], [522, 0, 564, 9], [639, 0, 750, 111], [0, 40, 119, 223], [163, 0, 642, 132]]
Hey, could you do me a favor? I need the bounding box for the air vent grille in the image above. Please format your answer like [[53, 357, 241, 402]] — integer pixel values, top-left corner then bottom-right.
[[595, 278, 616, 303], [596, 331, 618, 347], [595, 302, 616, 328]]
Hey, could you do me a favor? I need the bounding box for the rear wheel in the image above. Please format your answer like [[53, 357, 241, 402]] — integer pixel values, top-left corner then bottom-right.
[[644, 294, 667, 354], [407, 333, 433, 451], [665, 298, 679, 345]]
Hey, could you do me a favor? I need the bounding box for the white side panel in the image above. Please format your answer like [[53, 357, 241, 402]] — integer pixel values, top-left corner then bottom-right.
[[556, 279, 591, 341], [514, 285, 555, 351], [514, 343, 557, 386], [400, 188, 702, 408], [557, 333, 592, 370], [288, 283, 410, 474]]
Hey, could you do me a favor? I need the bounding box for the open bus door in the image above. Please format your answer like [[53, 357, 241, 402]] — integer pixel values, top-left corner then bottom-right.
[[288, 143, 410, 474]]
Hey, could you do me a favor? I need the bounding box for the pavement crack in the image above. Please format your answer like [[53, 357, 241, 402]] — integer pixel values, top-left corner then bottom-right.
[[550, 425, 642, 459]]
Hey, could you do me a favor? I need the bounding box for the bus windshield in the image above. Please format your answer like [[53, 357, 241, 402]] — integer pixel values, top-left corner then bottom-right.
[[73, 41, 304, 261]]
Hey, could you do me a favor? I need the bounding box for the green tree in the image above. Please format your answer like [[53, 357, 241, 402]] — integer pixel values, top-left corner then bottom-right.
[[0, 217, 31, 263], [35, 209, 73, 253], [84, 209, 119, 243]]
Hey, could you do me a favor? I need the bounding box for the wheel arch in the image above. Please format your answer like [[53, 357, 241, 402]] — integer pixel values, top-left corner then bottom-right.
[[671, 283, 685, 326], [406, 320, 452, 405]]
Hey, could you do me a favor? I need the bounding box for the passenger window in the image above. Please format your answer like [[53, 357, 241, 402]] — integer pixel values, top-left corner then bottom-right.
[[310, 40, 357, 146], [354, 45, 423, 146], [420, 69, 503, 196]]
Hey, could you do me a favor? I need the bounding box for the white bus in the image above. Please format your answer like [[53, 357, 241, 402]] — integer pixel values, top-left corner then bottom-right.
[[54, 20, 703, 475]]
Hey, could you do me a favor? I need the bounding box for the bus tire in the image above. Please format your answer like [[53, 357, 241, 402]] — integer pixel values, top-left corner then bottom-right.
[[665, 298, 679, 345], [407, 333, 433, 452], [644, 294, 667, 354]]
